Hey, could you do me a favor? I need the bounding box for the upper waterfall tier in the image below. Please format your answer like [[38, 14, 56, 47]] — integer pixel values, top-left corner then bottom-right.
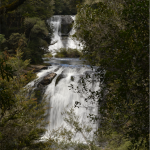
[[48, 15, 83, 55]]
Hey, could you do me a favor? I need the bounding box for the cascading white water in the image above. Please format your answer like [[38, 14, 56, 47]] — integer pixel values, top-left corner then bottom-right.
[[36, 64, 99, 143], [48, 15, 83, 56], [28, 15, 99, 144], [67, 16, 83, 50], [47, 16, 64, 55]]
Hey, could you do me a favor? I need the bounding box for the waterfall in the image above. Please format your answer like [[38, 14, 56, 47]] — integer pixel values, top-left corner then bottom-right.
[[28, 15, 99, 144], [29, 62, 99, 144], [67, 16, 83, 50], [48, 15, 83, 56], [47, 16, 64, 55]]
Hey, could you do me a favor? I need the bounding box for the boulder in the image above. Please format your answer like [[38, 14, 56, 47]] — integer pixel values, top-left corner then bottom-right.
[[30, 65, 49, 73], [22, 65, 50, 74], [61, 15, 74, 24], [60, 15, 74, 36], [38, 73, 57, 87], [55, 74, 66, 86], [70, 76, 75, 81]]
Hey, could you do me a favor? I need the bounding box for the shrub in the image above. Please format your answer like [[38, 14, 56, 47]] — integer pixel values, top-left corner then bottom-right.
[[55, 48, 82, 58], [0, 50, 52, 149]]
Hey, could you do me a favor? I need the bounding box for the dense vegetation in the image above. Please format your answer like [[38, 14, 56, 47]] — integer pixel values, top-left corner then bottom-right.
[[0, 51, 54, 149], [53, 0, 83, 15], [0, 0, 82, 148], [0, 0, 148, 149], [0, 0, 83, 63], [55, 48, 82, 58], [0, 0, 54, 149], [73, 0, 148, 149], [0, 0, 54, 64]]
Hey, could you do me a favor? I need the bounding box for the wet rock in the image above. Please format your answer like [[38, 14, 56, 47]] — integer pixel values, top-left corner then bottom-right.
[[38, 73, 57, 87], [22, 65, 49, 75], [40, 66, 49, 70], [78, 75, 84, 84], [54, 67, 61, 72], [60, 15, 74, 36], [22, 65, 51, 74], [85, 71, 94, 75], [70, 76, 75, 81], [61, 15, 74, 24], [55, 74, 66, 86]]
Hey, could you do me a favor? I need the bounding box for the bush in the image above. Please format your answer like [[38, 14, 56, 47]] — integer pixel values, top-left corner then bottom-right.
[[75, 0, 149, 149], [55, 48, 82, 58], [0, 51, 52, 149], [43, 52, 53, 58]]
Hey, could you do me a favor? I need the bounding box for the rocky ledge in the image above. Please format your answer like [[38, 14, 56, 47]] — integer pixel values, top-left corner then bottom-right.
[[38, 73, 57, 87], [22, 64, 50, 74], [60, 15, 74, 36], [30, 65, 49, 73]]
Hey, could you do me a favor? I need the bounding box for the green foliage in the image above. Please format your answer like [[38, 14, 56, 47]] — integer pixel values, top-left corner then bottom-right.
[[43, 52, 53, 58], [0, 58, 14, 81], [0, 51, 52, 149], [0, 34, 7, 51], [74, 1, 124, 65], [54, 0, 83, 15], [74, 0, 148, 149], [1, 0, 54, 20], [22, 17, 51, 64], [24, 17, 49, 36], [55, 48, 82, 58], [20, 0, 54, 19], [0, 0, 54, 64], [0, 34, 6, 45], [0, 53, 15, 115], [1, 17, 51, 64], [8, 33, 27, 51]]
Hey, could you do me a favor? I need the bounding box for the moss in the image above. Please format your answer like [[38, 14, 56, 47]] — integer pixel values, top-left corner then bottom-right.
[[55, 48, 82, 58], [43, 52, 53, 58], [44, 58, 50, 61]]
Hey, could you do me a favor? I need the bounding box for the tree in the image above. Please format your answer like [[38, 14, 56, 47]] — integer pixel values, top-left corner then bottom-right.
[[0, 0, 54, 64], [0, 50, 52, 150], [0, 0, 54, 149], [16, 0, 54, 19], [74, 0, 149, 149], [0, 0, 27, 14], [53, 0, 83, 15]]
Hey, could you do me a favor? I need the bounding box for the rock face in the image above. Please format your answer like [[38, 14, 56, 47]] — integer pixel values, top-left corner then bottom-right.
[[30, 65, 49, 73], [61, 15, 74, 24], [22, 65, 50, 75], [38, 73, 57, 87], [55, 74, 66, 86], [60, 15, 74, 36]]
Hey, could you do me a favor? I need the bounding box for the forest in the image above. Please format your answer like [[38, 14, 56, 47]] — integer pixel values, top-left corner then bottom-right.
[[0, 0, 148, 150]]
